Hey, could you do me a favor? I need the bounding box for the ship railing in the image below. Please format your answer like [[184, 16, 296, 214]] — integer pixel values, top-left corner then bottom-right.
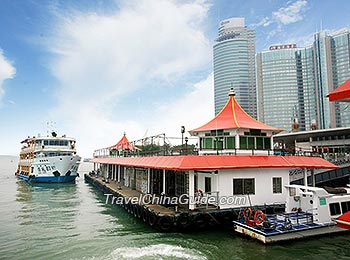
[[194, 191, 220, 210], [304, 207, 318, 224]]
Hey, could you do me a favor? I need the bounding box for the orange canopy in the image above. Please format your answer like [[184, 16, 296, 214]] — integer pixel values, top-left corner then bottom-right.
[[110, 134, 136, 150], [92, 155, 337, 171], [327, 79, 350, 102], [189, 91, 281, 133]]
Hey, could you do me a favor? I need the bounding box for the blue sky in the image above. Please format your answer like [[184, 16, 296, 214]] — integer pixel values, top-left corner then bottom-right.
[[1, 0, 349, 157]]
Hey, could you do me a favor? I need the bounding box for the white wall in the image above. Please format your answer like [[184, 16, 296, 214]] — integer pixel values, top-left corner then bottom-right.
[[217, 168, 289, 209]]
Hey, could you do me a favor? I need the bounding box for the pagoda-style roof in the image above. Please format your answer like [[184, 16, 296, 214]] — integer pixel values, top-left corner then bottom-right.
[[189, 89, 281, 133], [110, 133, 136, 150], [327, 79, 350, 102]]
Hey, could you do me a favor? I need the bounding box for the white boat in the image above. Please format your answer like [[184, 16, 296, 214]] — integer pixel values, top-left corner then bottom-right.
[[16, 132, 81, 183], [233, 184, 350, 243]]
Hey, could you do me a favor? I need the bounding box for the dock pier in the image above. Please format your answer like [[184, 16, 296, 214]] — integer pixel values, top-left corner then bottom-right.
[[84, 173, 285, 232]]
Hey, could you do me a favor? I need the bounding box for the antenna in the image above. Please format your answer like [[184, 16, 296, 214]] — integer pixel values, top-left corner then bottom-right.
[[46, 121, 57, 136]]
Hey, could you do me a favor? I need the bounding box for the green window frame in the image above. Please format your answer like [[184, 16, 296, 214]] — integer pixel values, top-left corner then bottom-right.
[[204, 138, 213, 149], [240, 136, 247, 149], [225, 136, 235, 149]]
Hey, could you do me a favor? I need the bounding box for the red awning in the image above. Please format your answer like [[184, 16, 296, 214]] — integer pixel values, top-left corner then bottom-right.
[[92, 155, 337, 171], [110, 134, 136, 150], [327, 79, 350, 102], [189, 93, 281, 133]]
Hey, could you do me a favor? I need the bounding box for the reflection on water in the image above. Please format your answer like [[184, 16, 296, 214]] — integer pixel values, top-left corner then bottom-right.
[[1, 159, 350, 260]]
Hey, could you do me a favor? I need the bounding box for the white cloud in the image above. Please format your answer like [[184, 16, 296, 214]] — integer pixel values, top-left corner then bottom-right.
[[149, 73, 214, 145], [254, 0, 308, 41], [272, 0, 308, 25], [0, 49, 16, 106], [47, 0, 212, 157]]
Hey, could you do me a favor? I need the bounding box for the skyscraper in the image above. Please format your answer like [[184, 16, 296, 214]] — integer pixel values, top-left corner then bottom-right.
[[213, 18, 257, 117], [314, 29, 350, 128], [257, 29, 350, 131], [256, 45, 317, 131]]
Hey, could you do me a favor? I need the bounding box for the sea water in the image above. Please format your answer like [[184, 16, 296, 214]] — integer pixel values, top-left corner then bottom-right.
[[1, 155, 350, 260]]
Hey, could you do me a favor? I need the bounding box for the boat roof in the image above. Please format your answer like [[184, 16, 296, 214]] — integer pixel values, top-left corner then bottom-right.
[[21, 135, 76, 143], [189, 89, 282, 133], [92, 155, 337, 171]]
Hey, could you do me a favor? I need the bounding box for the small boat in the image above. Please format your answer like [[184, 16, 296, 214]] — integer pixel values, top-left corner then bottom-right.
[[15, 132, 81, 183], [233, 184, 350, 243]]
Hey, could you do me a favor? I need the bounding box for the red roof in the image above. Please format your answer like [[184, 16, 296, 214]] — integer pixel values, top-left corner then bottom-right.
[[110, 134, 136, 150], [327, 79, 350, 102], [92, 155, 337, 171], [189, 92, 281, 133]]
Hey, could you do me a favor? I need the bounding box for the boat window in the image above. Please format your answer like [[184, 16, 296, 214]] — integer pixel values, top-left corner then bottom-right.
[[329, 202, 341, 216], [44, 140, 48, 145], [273, 177, 282, 193], [233, 178, 255, 195], [341, 201, 350, 214]]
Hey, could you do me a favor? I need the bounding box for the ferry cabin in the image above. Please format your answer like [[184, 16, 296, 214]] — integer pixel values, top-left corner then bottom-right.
[[17, 134, 77, 176]]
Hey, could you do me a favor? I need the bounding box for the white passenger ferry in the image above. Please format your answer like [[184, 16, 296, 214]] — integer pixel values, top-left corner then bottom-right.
[[16, 132, 81, 183]]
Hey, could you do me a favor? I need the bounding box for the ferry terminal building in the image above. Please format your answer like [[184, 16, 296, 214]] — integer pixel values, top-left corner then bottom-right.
[[91, 89, 336, 213]]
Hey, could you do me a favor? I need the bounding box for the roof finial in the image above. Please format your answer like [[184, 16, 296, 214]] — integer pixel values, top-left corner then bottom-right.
[[229, 87, 235, 96]]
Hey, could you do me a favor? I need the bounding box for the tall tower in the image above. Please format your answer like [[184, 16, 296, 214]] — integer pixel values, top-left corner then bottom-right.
[[213, 18, 257, 117], [256, 45, 317, 131], [314, 29, 350, 128]]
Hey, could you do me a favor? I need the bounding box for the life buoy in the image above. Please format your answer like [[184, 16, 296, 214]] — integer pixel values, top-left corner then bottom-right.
[[254, 210, 265, 225], [244, 208, 252, 219]]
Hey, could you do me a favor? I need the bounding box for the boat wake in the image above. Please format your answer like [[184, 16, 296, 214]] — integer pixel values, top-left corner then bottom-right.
[[110, 244, 207, 260]]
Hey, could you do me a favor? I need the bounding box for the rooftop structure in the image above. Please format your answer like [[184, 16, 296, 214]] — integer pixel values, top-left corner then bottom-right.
[[190, 88, 281, 155]]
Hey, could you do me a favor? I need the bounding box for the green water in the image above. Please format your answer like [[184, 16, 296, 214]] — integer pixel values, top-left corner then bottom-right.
[[1, 157, 350, 260]]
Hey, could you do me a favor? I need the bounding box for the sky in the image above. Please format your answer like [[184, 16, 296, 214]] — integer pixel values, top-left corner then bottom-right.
[[1, 0, 350, 157]]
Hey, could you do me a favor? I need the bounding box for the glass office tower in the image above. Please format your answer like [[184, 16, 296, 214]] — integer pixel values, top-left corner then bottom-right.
[[213, 18, 257, 117], [257, 29, 350, 131], [256, 46, 317, 131]]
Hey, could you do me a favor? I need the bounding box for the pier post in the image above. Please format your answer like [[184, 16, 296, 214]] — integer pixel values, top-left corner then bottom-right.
[[304, 168, 308, 186], [117, 165, 121, 183], [147, 168, 151, 193], [113, 165, 116, 181], [311, 169, 315, 187], [162, 169, 166, 194], [189, 170, 195, 210]]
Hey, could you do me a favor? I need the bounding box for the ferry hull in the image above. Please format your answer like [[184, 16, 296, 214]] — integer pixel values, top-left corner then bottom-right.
[[233, 220, 347, 244], [18, 174, 77, 183]]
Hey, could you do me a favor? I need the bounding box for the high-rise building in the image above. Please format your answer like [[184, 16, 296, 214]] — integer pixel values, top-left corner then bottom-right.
[[314, 29, 350, 128], [257, 29, 350, 131], [213, 18, 257, 117], [256, 45, 317, 131]]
